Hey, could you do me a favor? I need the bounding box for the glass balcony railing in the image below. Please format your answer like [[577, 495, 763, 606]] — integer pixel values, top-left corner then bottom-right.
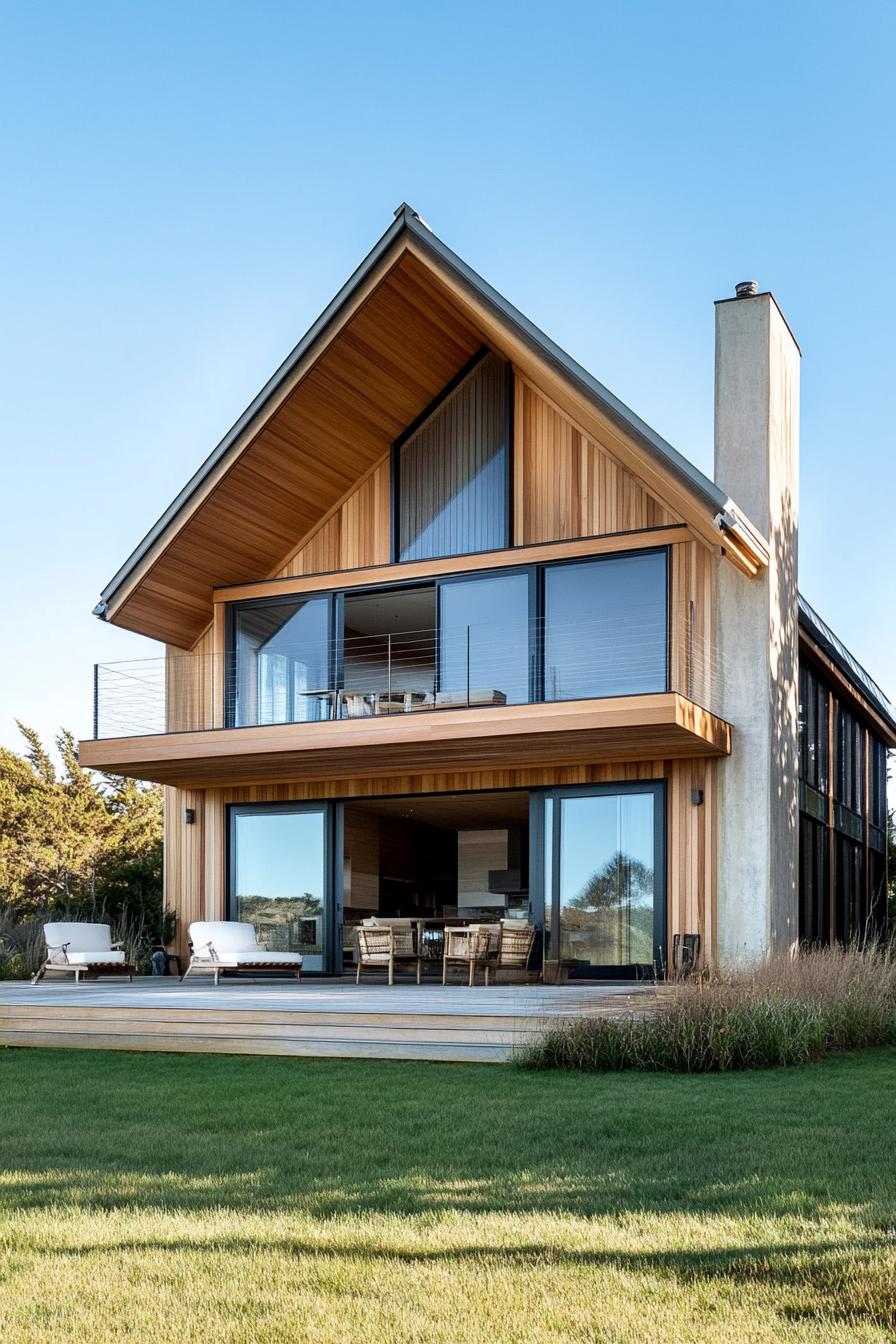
[[91, 609, 724, 740]]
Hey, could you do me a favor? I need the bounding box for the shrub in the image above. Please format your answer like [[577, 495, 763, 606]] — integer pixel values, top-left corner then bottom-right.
[[519, 943, 896, 1072]]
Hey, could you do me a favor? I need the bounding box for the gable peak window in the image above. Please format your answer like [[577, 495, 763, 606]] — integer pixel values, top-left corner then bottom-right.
[[394, 349, 510, 562]]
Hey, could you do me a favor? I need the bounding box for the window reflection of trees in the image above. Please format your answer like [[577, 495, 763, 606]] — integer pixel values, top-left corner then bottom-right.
[[561, 850, 654, 963]]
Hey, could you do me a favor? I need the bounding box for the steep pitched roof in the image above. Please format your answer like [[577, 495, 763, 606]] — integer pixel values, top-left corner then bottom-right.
[[95, 203, 768, 647]]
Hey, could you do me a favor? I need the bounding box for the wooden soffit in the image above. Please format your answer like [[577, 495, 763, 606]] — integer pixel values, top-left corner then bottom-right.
[[78, 693, 732, 789]]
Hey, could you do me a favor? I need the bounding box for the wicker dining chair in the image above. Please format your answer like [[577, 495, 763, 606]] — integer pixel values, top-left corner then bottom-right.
[[442, 925, 497, 987], [354, 923, 422, 985], [483, 923, 537, 985]]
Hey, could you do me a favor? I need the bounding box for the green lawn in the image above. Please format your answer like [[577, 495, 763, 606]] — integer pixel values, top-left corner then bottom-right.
[[1, 1048, 894, 1343]]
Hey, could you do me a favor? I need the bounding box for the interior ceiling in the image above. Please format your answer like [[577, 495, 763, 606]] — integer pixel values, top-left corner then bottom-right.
[[112, 249, 485, 648], [346, 790, 530, 830], [344, 585, 436, 636]]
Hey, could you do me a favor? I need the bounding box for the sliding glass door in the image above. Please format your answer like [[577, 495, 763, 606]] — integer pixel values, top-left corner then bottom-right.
[[537, 784, 665, 977], [231, 596, 332, 726], [438, 571, 531, 705], [544, 552, 668, 701], [229, 804, 331, 972]]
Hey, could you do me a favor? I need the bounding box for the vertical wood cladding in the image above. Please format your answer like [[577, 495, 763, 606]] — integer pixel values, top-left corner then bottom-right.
[[160, 367, 719, 962], [163, 760, 716, 967], [513, 376, 679, 543]]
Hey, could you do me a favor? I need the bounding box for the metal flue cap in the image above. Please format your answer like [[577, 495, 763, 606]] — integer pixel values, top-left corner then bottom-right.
[[735, 280, 759, 298]]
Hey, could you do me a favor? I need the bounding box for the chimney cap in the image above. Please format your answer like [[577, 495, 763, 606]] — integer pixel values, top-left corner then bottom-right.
[[735, 280, 759, 299]]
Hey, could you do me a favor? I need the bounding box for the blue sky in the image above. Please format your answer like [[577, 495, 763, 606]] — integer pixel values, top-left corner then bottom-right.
[[1, 1, 893, 753]]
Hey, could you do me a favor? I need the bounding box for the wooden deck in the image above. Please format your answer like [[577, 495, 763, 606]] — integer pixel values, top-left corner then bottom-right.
[[0, 978, 656, 1063]]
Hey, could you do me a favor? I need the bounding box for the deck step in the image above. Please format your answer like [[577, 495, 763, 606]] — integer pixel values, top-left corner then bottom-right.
[[0, 982, 653, 1063]]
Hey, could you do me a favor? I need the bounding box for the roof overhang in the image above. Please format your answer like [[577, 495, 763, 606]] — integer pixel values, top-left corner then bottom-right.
[[96, 204, 769, 648]]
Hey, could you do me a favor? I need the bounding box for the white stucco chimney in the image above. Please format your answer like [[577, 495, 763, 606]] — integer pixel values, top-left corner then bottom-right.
[[713, 285, 801, 961]]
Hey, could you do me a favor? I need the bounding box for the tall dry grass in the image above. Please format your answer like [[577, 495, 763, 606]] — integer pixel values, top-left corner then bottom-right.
[[520, 943, 896, 1072]]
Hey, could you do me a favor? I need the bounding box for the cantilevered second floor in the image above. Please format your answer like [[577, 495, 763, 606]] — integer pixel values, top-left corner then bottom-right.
[[78, 204, 784, 786]]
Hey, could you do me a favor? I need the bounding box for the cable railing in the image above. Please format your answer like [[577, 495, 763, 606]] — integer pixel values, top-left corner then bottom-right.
[[92, 605, 728, 740]]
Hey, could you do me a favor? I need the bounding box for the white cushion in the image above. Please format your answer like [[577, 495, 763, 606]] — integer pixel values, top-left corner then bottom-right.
[[214, 950, 303, 967], [44, 922, 114, 954], [63, 950, 127, 965], [189, 921, 260, 954]]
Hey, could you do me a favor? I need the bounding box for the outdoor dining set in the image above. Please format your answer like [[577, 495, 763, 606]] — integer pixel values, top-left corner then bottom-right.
[[29, 917, 537, 988]]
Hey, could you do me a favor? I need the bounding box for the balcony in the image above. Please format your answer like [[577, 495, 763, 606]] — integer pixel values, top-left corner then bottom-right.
[[79, 612, 731, 787]]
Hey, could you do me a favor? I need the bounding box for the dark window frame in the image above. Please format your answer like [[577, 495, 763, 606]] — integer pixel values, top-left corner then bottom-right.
[[226, 545, 671, 726], [529, 779, 668, 979], [226, 800, 335, 974]]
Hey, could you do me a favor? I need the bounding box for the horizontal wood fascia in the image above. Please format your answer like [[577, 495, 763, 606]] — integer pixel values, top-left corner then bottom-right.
[[212, 526, 694, 604], [79, 693, 731, 789]]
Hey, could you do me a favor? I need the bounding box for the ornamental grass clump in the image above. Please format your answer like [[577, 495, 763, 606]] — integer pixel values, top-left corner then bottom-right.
[[520, 943, 896, 1072]]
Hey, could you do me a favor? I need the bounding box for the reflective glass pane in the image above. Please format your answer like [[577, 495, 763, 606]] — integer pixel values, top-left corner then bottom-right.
[[231, 808, 326, 971], [439, 572, 530, 705], [544, 552, 667, 700], [557, 792, 656, 968], [233, 597, 330, 726], [398, 353, 508, 561]]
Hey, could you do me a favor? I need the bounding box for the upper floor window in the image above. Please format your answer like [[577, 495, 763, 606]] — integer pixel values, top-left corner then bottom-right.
[[798, 664, 829, 794], [394, 350, 510, 562], [835, 702, 865, 815]]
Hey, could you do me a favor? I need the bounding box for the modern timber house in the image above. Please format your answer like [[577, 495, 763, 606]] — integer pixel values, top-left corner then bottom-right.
[[79, 205, 894, 978]]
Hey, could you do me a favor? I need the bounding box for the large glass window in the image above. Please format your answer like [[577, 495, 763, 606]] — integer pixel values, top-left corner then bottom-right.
[[438, 572, 530, 705], [835, 703, 865, 815], [230, 805, 328, 971], [798, 813, 829, 944], [544, 551, 667, 701], [396, 352, 509, 562], [232, 597, 330, 726], [798, 665, 829, 793], [869, 736, 888, 830], [541, 786, 663, 974]]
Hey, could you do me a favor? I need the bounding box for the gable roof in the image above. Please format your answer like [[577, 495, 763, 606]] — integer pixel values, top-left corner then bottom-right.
[[94, 203, 769, 647]]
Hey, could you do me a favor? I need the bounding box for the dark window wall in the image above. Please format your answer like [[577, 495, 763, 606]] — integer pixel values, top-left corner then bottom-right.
[[232, 597, 331, 726], [870, 737, 887, 830], [798, 665, 829, 793], [798, 814, 829, 944], [439, 572, 530, 704], [798, 653, 889, 946], [396, 352, 509, 562], [835, 834, 865, 943], [229, 804, 329, 971], [544, 552, 668, 701], [835, 705, 865, 816]]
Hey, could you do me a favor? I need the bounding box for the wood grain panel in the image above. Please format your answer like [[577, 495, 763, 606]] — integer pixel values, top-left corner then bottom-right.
[[514, 377, 679, 544], [111, 253, 483, 646], [166, 626, 216, 733], [163, 786, 205, 957], [215, 527, 691, 605], [670, 539, 715, 707], [279, 454, 392, 578], [81, 694, 731, 788], [164, 757, 717, 974]]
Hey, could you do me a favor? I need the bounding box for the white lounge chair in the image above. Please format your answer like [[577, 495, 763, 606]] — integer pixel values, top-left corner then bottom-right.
[[32, 922, 135, 984], [182, 921, 303, 986]]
